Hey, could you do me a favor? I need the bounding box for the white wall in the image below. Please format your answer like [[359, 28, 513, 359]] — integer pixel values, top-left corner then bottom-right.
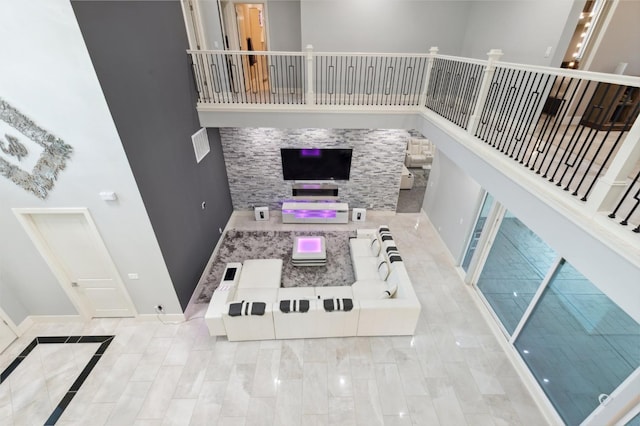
[[0, 0, 183, 323], [199, 0, 225, 49], [460, 0, 582, 66], [423, 151, 484, 263], [300, 0, 470, 54], [587, 0, 640, 76], [415, 112, 640, 324], [268, 0, 302, 51]]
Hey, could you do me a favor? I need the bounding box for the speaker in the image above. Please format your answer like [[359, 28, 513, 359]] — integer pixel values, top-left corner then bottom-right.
[[352, 208, 366, 222], [255, 206, 269, 221]]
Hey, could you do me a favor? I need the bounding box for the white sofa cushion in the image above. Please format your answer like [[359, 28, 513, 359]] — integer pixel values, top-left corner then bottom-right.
[[238, 259, 282, 289], [278, 286, 315, 300], [313, 286, 359, 337], [352, 280, 389, 300], [377, 260, 391, 281], [234, 288, 279, 302]]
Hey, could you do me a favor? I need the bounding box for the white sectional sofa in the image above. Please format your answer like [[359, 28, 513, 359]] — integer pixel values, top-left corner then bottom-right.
[[349, 226, 421, 336], [205, 226, 421, 341]]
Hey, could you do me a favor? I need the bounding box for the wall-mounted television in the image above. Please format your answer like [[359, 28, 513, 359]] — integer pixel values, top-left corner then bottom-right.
[[281, 148, 352, 181]]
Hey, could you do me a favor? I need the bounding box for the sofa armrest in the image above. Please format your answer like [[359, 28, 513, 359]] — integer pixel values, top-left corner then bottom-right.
[[356, 299, 421, 336]]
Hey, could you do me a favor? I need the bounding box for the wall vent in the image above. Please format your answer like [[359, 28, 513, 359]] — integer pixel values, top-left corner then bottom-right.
[[191, 128, 210, 163]]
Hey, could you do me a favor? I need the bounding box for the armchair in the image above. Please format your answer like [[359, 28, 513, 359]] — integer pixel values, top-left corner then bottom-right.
[[404, 138, 434, 168]]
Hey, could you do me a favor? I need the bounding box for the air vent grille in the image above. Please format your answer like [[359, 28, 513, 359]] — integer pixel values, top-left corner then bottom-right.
[[191, 128, 210, 163]]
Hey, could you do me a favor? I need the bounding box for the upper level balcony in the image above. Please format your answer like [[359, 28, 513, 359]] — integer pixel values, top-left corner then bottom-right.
[[189, 47, 640, 249]]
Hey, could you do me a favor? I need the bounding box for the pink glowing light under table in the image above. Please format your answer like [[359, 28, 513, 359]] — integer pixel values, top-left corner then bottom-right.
[[296, 237, 323, 253]]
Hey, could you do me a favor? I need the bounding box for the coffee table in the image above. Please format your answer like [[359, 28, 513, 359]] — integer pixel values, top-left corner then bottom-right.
[[292, 236, 326, 266]]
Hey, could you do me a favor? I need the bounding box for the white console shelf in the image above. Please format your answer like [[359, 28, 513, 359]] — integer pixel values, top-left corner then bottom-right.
[[282, 201, 349, 224]]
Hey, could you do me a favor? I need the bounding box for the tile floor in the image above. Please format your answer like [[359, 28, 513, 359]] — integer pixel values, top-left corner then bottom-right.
[[0, 211, 548, 426]]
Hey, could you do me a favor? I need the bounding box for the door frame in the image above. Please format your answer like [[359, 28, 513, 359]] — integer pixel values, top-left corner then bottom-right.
[[181, 0, 207, 50], [13, 207, 138, 320], [220, 1, 271, 52], [0, 306, 19, 336]]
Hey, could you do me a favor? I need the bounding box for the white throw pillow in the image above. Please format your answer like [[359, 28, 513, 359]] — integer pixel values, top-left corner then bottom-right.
[[370, 237, 381, 256], [377, 260, 391, 281], [384, 281, 398, 298]]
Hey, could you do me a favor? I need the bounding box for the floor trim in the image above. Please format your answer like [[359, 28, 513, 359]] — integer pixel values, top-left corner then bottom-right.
[[0, 335, 114, 425]]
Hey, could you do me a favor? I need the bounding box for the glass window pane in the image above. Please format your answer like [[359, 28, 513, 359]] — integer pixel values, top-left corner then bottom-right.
[[477, 213, 556, 334], [515, 261, 640, 425], [462, 193, 493, 271]]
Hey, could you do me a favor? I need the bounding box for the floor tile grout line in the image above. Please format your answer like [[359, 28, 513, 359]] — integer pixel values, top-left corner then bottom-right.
[[0, 335, 114, 426]]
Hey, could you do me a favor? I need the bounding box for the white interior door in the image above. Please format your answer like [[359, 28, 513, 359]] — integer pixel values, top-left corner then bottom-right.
[[0, 318, 17, 353], [23, 211, 136, 319]]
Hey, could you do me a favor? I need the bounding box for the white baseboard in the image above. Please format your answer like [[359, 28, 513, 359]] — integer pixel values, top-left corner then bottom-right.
[[26, 315, 84, 323], [136, 313, 186, 323]]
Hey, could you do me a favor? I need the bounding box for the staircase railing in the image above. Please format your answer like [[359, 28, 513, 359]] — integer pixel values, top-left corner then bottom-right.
[[188, 46, 640, 234]]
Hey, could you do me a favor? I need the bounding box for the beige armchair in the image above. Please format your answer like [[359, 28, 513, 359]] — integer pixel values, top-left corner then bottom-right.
[[404, 138, 434, 168]]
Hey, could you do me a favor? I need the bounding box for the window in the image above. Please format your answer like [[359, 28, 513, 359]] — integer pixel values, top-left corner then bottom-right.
[[514, 260, 640, 425], [477, 213, 556, 335]]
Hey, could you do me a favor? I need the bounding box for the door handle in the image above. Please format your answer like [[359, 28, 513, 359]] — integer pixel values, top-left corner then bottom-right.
[[71, 281, 79, 288]]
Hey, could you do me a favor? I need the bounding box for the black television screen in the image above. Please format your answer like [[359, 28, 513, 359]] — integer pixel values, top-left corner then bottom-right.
[[281, 148, 352, 180]]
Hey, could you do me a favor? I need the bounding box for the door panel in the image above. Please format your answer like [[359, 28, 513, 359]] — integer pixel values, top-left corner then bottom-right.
[[28, 212, 135, 318], [78, 279, 132, 316]]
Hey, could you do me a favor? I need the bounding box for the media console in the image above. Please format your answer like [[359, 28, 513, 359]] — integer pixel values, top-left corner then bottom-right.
[[282, 201, 349, 224]]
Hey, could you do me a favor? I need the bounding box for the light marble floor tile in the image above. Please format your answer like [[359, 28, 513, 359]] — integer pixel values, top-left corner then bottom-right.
[[137, 365, 185, 419], [352, 379, 384, 426], [130, 337, 173, 382], [382, 414, 413, 426], [374, 363, 408, 416], [303, 362, 328, 415], [161, 398, 197, 426], [246, 397, 276, 426], [104, 381, 153, 426], [174, 350, 212, 398], [274, 379, 302, 426], [483, 394, 524, 426], [92, 353, 143, 403], [328, 397, 356, 426], [220, 363, 256, 417], [443, 361, 491, 415], [189, 380, 227, 425], [0, 212, 550, 426], [278, 340, 303, 380], [251, 348, 281, 397], [405, 395, 441, 425], [394, 348, 429, 396], [464, 413, 498, 426], [218, 417, 246, 426], [426, 377, 468, 426], [301, 414, 329, 425], [303, 339, 327, 362]]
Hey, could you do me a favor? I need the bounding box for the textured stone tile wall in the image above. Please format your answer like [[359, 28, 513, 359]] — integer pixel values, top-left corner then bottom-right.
[[219, 128, 409, 211]]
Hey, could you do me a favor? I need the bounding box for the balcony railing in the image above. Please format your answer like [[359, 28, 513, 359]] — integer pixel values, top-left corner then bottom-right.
[[188, 47, 640, 235]]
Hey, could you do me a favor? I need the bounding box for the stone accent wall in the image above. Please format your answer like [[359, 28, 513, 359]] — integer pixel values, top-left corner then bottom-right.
[[219, 128, 409, 211]]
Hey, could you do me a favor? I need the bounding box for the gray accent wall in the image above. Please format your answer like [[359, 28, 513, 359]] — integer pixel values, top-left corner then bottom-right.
[[72, 0, 233, 309], [219, 128, 408, 211]]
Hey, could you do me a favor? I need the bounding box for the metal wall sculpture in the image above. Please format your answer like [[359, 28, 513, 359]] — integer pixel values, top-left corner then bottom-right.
[[0, 97, 73, 199]]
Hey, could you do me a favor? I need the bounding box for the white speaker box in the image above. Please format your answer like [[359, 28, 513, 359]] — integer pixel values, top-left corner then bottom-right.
[[255, 206, 269, 221], [352, 208, 366, 222]]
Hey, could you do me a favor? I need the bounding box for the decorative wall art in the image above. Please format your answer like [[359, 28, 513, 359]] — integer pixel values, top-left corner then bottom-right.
[[0, 97, 73, 199]]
